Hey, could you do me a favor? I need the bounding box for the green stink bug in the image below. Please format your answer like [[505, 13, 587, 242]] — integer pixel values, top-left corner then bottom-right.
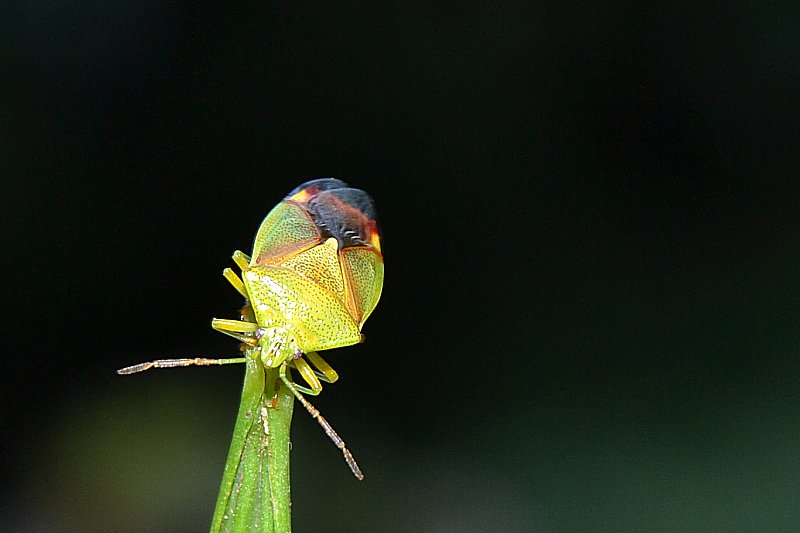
[[118, 179, 384, 530]]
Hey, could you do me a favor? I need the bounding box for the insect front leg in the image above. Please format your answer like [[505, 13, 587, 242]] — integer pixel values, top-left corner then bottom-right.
[[304, 351, 339, 384], [263, 349, 322, 396], [281, 351, 340, 396], [289, 357, 323, 395], [211, 318, 259, 345]]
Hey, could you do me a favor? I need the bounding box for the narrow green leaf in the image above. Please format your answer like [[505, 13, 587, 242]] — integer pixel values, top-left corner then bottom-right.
[[211, 354, 294, 533]]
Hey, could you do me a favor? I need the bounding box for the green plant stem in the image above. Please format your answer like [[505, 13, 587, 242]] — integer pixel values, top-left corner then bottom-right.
[[210, 354, 295, 533]]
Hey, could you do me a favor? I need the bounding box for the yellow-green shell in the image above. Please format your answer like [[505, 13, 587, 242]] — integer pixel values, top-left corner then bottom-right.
[[243, 182, 384, 353]]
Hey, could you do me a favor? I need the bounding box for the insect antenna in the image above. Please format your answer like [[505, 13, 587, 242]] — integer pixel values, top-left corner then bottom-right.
[[278, 365, 364, 480], [117, 357, 246, 375]]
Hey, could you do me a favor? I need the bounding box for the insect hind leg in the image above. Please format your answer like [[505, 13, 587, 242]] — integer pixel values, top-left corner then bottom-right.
[[222, 268, 247, 298], [232, 250, 250, 270]]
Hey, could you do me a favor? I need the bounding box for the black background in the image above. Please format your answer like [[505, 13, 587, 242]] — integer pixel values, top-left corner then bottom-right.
[[2, 3, 799, 532]]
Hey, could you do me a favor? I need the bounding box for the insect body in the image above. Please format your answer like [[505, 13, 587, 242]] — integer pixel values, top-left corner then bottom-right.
[[236, 178, 383, 393], [118, 179, 384, 529]]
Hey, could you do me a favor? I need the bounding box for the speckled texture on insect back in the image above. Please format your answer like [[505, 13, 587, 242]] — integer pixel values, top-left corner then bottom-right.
[[243, 180, 384, 353]]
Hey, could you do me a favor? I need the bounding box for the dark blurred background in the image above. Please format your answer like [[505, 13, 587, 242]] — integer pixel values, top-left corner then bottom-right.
[[2, 2, 799, 532]]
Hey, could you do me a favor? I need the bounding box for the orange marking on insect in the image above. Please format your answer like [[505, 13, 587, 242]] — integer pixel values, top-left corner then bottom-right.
[[289, 188, 311, 203]]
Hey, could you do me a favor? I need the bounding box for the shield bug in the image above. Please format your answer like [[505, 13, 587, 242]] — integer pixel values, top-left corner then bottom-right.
[[118, 179, 384, 529]]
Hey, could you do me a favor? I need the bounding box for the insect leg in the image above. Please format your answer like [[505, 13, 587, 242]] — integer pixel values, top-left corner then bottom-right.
[[291, 357, 323, 395], [304, 351, 339, 383], [232, 250, 251, 270], [117, 357, 245, 375], [222, 268, 247, 298], [278, 363, 364, 480], [211, 318, 259, 345]]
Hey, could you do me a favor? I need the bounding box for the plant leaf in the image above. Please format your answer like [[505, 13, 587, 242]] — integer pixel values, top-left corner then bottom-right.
[[211, 357, 294, 533]]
